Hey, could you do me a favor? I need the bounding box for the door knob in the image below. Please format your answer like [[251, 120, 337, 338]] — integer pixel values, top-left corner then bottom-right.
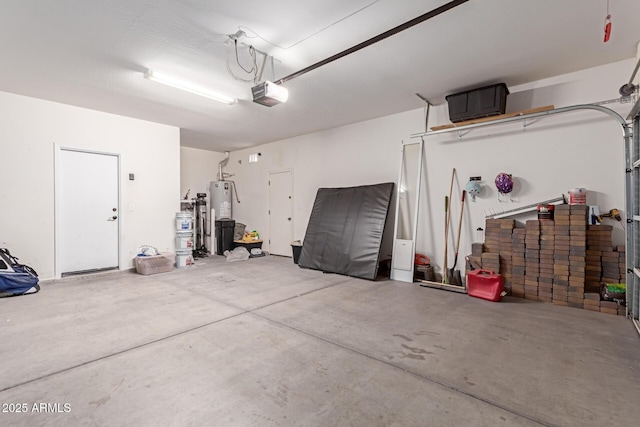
[[288, 217, 291, 221], [108, 215, 118, 221]]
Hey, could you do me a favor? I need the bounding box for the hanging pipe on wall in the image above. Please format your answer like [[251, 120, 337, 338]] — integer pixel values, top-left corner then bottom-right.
[[415, 93, 432, 133], [619, 55, 640, 96], [218, 151, 230, 181]]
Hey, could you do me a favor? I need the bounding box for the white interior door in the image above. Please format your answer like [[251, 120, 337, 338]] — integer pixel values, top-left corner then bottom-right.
[[269, 171, 293, 256], [58, 149, 119, 275]]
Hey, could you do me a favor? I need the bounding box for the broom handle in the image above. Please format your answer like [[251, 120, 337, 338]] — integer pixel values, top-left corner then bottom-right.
[[446, 168, 456, 232], [443, 195, 449, 283], [442, 168, 455, 282], [454, 190, 466, 258]]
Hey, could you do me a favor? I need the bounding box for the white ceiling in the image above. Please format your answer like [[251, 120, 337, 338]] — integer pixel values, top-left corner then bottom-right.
[[1, 0, 639, 151]]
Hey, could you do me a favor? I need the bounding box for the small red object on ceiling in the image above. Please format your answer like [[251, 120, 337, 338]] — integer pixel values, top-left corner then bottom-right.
[[604, 16, 612, 42], [604, 0, 612, 42]]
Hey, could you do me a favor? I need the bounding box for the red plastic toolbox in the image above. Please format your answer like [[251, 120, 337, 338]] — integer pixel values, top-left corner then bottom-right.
[[467, 269, 504, 302]]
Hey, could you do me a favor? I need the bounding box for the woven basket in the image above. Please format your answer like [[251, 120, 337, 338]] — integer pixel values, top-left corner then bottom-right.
[[135, 253, 174, 275]]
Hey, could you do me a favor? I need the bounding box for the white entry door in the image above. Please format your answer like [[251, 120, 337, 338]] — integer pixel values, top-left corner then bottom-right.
[[57, 149, 119, 275], [269, 171, 293, 256]]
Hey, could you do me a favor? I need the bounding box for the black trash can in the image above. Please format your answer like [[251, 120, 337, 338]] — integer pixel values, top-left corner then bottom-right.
[[291, 242, 303, 264], [215, 219, 235, 255]]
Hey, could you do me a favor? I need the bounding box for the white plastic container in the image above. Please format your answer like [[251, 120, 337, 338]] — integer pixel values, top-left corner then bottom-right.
[[135, 253, 174, 275], [175, 249, 193, 268], [176, 212, 193, 231], [175, 231, 194, 250], [568, 188, 587, 205]]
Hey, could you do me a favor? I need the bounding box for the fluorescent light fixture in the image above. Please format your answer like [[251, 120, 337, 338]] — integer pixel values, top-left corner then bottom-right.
[[251, 81, 289, 107], [144, 70, 237, 105]]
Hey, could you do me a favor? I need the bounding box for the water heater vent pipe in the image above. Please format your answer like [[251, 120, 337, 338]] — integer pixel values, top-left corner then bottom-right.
[[218, 151, 230, 181]]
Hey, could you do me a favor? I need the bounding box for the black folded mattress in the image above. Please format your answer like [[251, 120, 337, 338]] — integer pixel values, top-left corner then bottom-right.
[[298, 182, 394, 280]]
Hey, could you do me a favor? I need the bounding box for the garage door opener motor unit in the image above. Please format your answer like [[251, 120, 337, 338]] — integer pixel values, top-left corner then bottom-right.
[[251, 81, 289, 107]]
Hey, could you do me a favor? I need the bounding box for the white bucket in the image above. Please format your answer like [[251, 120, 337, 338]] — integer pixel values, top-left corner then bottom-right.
[[176, 212, 193, 231], [175, 232, 193, 250], [568, 188, 587, 205], [176, 249, 193, 268]]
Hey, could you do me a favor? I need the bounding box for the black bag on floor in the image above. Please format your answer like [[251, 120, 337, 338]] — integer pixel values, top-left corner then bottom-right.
[[0, 248, 40, 297]]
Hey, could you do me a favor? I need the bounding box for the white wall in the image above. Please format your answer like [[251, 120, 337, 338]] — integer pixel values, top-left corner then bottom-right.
[[180, 146, 227, 198], [185, 58, 635, 278], [226, 109, 423, 258], [0, 91, 180, 280], [417, 68, 631, 278]]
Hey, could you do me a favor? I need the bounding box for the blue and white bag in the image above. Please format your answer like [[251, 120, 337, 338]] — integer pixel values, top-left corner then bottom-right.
[[0, 248, 40, 297]]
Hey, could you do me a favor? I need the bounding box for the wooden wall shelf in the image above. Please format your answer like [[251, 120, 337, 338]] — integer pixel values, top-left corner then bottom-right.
[[430, 105, 555, 131]]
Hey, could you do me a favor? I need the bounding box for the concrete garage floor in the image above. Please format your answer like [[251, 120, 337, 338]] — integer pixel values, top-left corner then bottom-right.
[[1, 256, 638, 426]]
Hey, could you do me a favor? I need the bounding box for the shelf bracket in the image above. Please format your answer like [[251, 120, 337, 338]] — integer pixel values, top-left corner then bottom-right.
[[412, 104, 628, 140], [522, 118, 540, 128]]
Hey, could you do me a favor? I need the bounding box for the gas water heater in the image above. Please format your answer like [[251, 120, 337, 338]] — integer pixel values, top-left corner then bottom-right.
[[210, 181, 234, 220], [210, 152, 240, 255]]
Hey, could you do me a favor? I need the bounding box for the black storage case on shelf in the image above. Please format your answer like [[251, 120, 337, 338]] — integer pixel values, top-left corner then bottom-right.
[[445, 83, 509, 123], [215, 219, 235, 255]]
